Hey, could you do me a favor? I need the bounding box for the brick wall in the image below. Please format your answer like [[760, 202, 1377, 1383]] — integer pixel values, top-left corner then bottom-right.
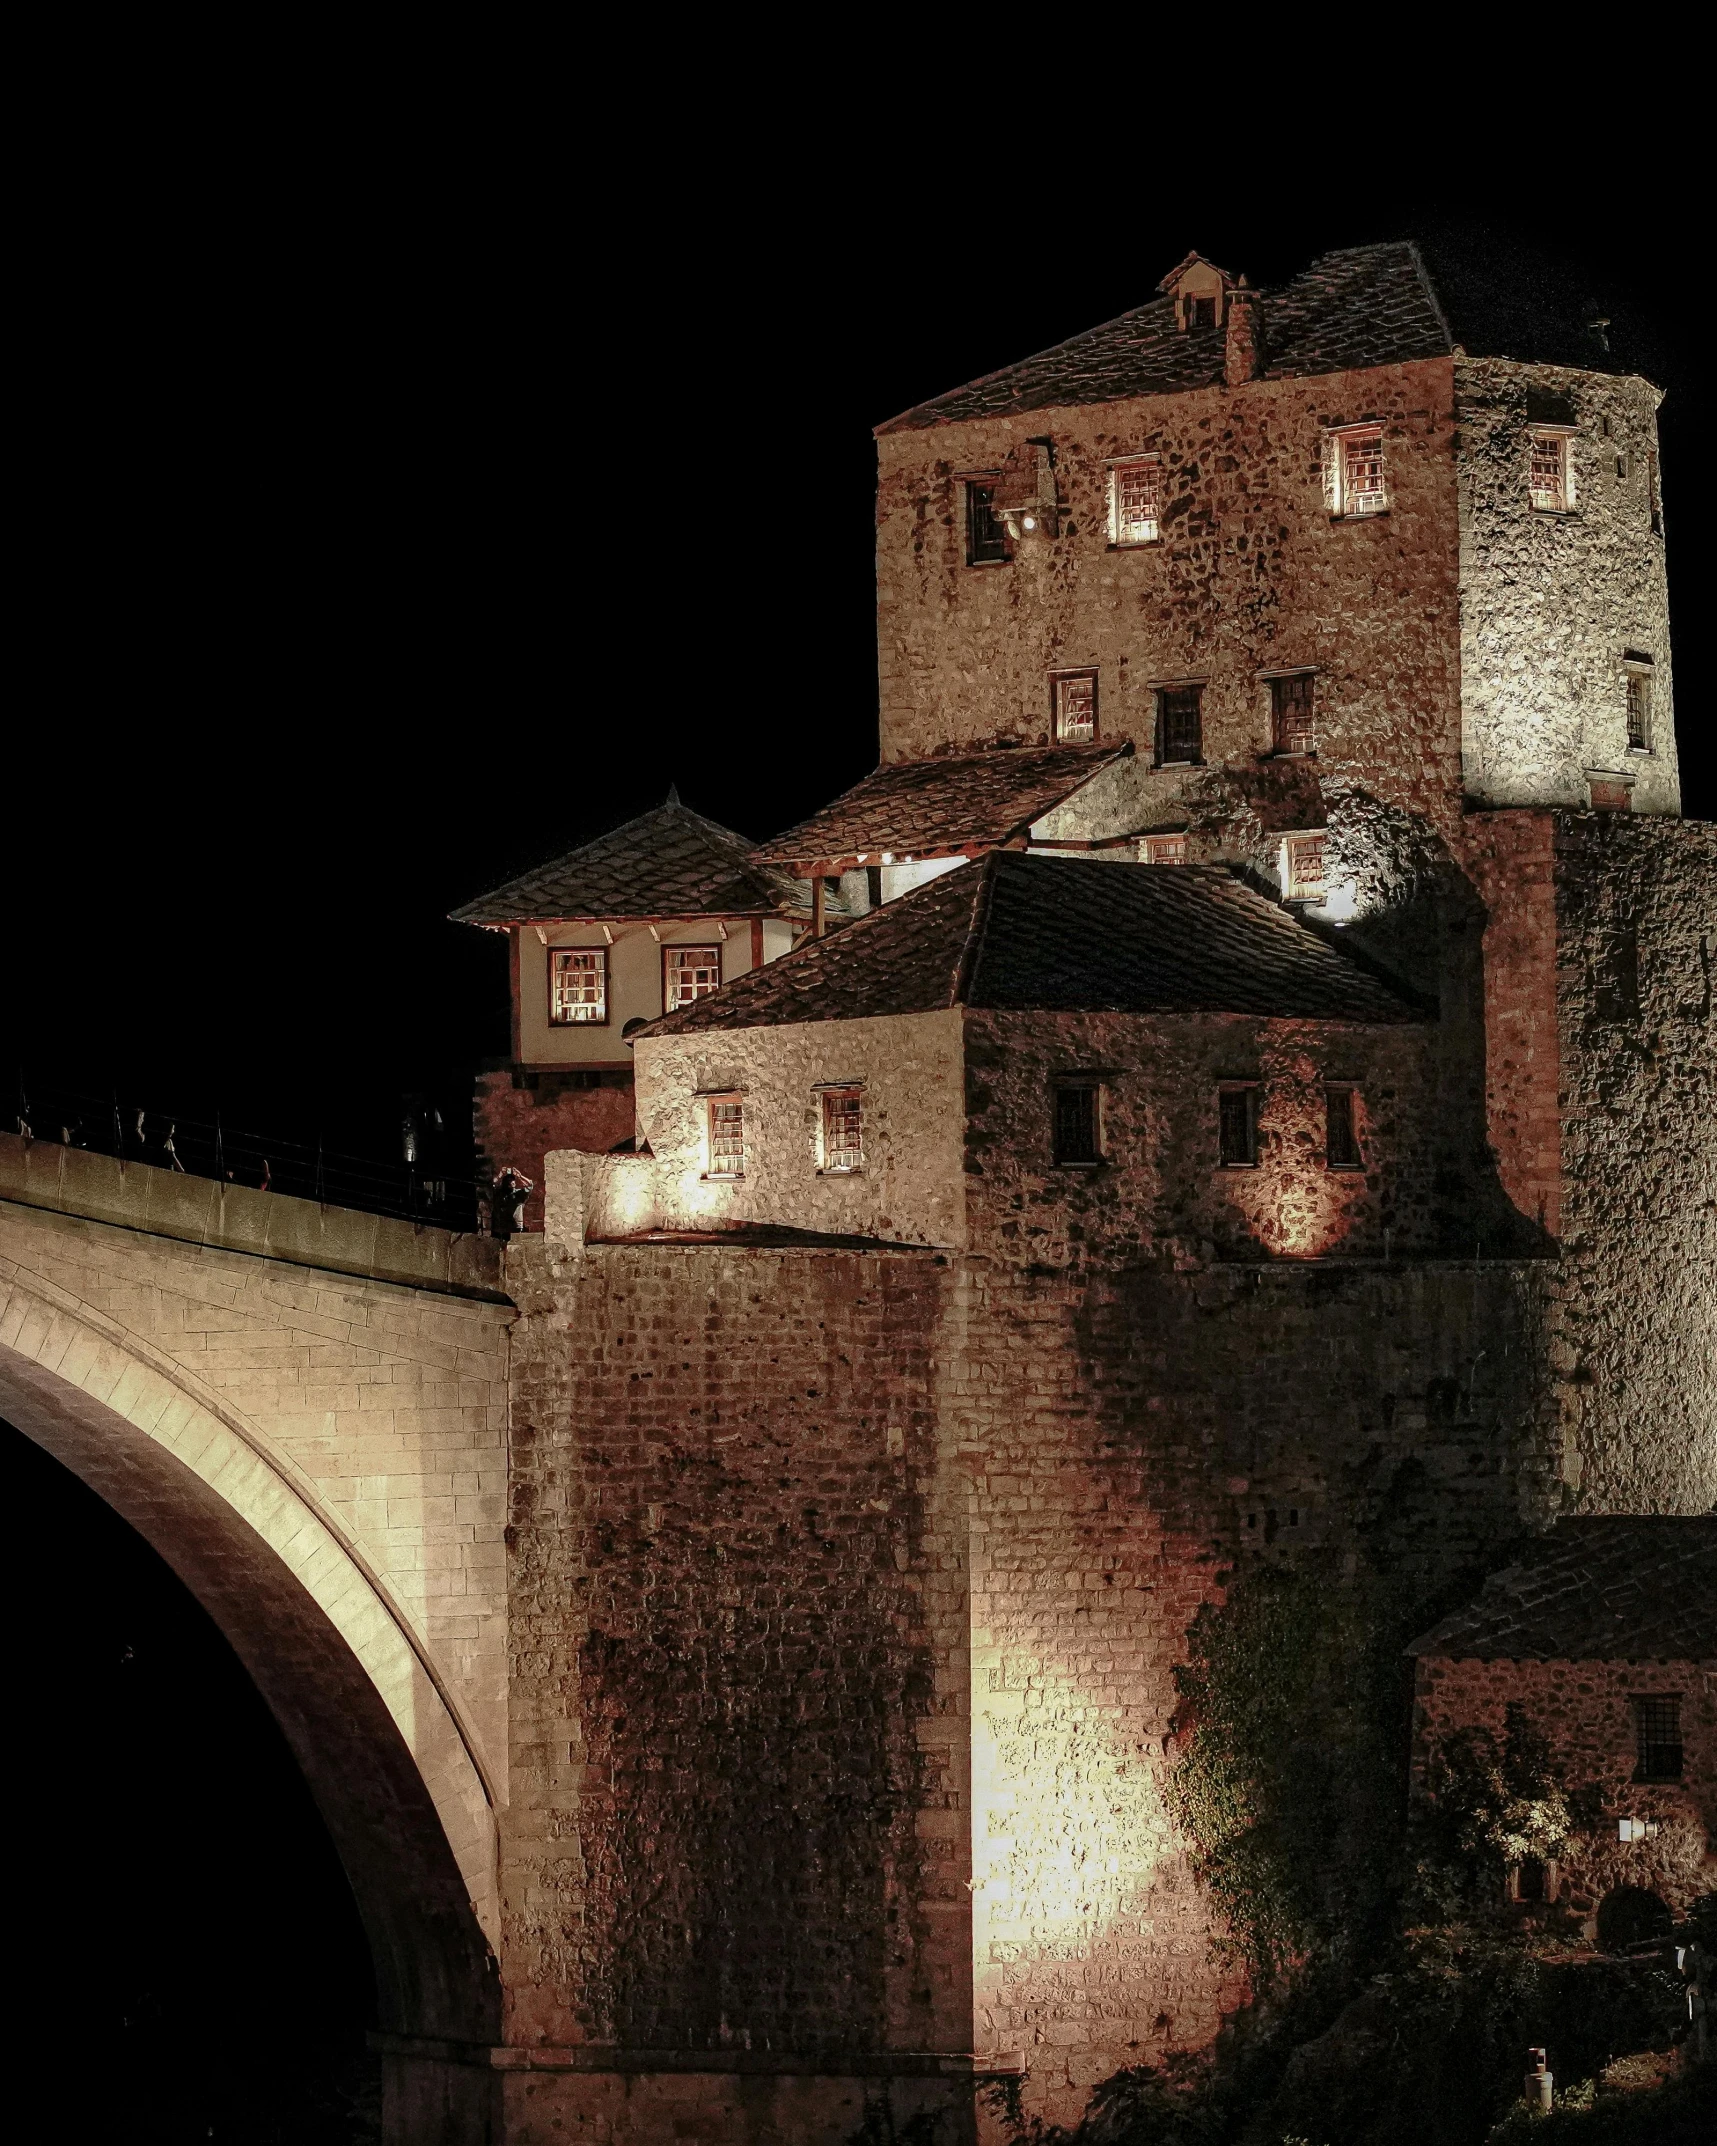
[[1413, 1655, 1716, 1918]]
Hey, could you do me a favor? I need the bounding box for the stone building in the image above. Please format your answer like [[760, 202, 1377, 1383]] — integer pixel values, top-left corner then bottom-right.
[[456, 240, 1713, 2142]]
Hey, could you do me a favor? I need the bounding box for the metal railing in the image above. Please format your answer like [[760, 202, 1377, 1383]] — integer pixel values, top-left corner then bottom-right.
[[9, 1080, 483, 1232]]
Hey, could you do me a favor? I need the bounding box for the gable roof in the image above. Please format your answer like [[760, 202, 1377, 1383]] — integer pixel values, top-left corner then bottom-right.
[[451, 798, 824, 926], [877, 242, 1453, 432], [753, 743, 1132, 870], [644, 851, 1425, 1035], [1407, 1518, 1717, 1663]]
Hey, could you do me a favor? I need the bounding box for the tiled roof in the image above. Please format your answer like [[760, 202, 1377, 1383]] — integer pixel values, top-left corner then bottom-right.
[[645, 852, 1426, 1035], [754, 743, 1132, 867], [451, 798, 831, 926], [877, 242, 1452, 432], [1408, 1518, 1717, 1662]]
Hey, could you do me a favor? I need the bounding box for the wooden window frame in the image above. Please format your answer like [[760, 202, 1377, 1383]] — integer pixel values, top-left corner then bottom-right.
[[662, 941, 724, 1013], [1217, 1084, 1259, 1169], [548, 944, 610, 1026], [1528, 425, 1577, 514], [1325, 1083, 1363, 1171], [1265, 670, 1317, 757], [1624, 661, 1654, 754], [1052, 1079, 1104, 1169], [1107, 454, 1162, 547], [817, 1083, 865, 1174], [703, 1092, 745, 1180], [1155, 683, 1204, 766], [1051, 669, 1099, 742], [963, 474, 1009, 567], [1281, 831, 1328, 903], [1322, 423, 1387, 518], [1142, 834, 1188, 865]]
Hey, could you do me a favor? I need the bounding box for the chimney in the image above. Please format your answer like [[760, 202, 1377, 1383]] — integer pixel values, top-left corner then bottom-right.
[[1225, 277, 1263, 386]]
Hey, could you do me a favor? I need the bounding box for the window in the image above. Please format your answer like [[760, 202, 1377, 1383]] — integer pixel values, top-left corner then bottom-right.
[[1143, 835, 1187, 864], [819, 1086, 865, 1172], [1052, 671, 1098, 741], [550, 947, 607, 1024], [1325, 1085, 1362, 1170], [1269, 672, 1316, 756], [1053, 1081, 1103, 1167], [1109, 457, 1161, 546], [1647, 449, 1663, 535], [1625, 666, 1653, 752], [665, 943, 723, 1011], [1157, 685, 1203, 764], [1282, 832, 1327, 901], [1322, 426, 1386, 516], [1188, 295, 1217, 329], [704, 1094, 745, 1179], [1633, 1694, 1683, 1782], [1529, 429, 1575, 512], [1218, 1085, 1258, 1168], [966, 478, 1009, 565]]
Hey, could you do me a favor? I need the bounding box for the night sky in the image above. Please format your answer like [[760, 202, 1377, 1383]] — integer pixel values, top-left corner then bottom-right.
[[2, 155, 1706, 2139]]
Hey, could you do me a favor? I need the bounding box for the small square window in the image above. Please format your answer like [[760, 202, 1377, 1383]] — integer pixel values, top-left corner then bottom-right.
[[550, 947, 607, 1024], [1052, 671, 1098, 741], [1282, 832, 1327, 901], [1625, 668, 1653, 752], [1322, 426, 1386, 517], [665, 943, 723, 1011], [1157, 685, 1203, 764], [1325, 1085, 1363, 1170], [1218, 1085, 1258, 1168], [1143, 835, 1187, 865], [1269, 673, 1316, 756], [1633, 1694, 1683, 1782], [820, 1086, 865, 1173], [1053, 1082, 1103, 1167], [1109, 458, 1161, 546], [1529, 429, 1576, 512], [966, 478, 1009, 565], [704, 1094, 745, 1178]]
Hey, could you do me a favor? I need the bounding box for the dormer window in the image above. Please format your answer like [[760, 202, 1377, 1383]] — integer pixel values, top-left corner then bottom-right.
[[1159, 252, 1233, 332], [1322, 425, 1386, 517], [1529, 428, 1576, 512], [1109, 455, 1161, 546], [1052, 671, 1098, 741], [550, 946, 608, 1024]]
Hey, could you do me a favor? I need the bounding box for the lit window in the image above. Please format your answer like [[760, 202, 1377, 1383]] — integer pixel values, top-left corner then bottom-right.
[[1633, 1694, 1683, 1782], [1282, 832, 1327, 901], [1218, 1085, 1258, 1168], [1322, 426, 1386, 516], [1053, 1081, 1102, 1167], [1143, 835, 1187, 864], [966, 478, 1008, 565], [1270, 672, 1316, 755], [1109, 457, 1161, 546], [1528, 428, 1575, 512], [1325, 1085, 1362, 1170], [550, 947, 607, 1024], [1052, 671, 1098, 741], [1625, 666, 1653, 752], [704, 1094, 744, 1179], [665, 943, 723, 1011], [819, 1086, 864, 1173], [1157, 685, 1203, 764]]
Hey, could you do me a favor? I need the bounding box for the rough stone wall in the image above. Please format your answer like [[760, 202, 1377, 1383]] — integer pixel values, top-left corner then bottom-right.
[[474, 1068, 637, 1231], [1552, 814, 1717, 1510], [1413, 1655, 1716, 1917], [500, 1239, 969, 2068], [875, 359, 1465, 899], [633, 1011, 967, 1248], [1455, 361, 1676, 813]]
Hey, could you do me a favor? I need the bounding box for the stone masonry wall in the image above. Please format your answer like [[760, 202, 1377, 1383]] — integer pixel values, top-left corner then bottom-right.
[[1455, 361, 1675, 814], [1413, 1655, 1716, 1920], [474, 1067, 637, 1231], [1552, 813, 1717, 1510]]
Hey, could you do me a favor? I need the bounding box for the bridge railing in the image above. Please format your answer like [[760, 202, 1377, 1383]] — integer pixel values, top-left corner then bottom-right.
[[9, 1082, 484, 1232]]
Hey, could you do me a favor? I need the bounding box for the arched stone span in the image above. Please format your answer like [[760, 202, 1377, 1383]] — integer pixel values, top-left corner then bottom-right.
[[0, 1154, 514, 2140]]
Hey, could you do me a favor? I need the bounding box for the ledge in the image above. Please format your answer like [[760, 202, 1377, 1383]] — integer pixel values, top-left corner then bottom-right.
[[0, 1135, 510, 1302]]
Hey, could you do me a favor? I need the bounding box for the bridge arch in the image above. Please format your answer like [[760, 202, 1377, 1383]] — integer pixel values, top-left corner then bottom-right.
[[0, 1259, 502, 2132]]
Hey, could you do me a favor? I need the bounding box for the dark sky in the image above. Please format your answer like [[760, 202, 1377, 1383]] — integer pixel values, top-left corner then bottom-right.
[[6, 162, 1709, 1176]]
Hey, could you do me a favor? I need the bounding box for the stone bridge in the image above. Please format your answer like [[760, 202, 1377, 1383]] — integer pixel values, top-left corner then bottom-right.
[[0, 1134, 513, 2141]]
